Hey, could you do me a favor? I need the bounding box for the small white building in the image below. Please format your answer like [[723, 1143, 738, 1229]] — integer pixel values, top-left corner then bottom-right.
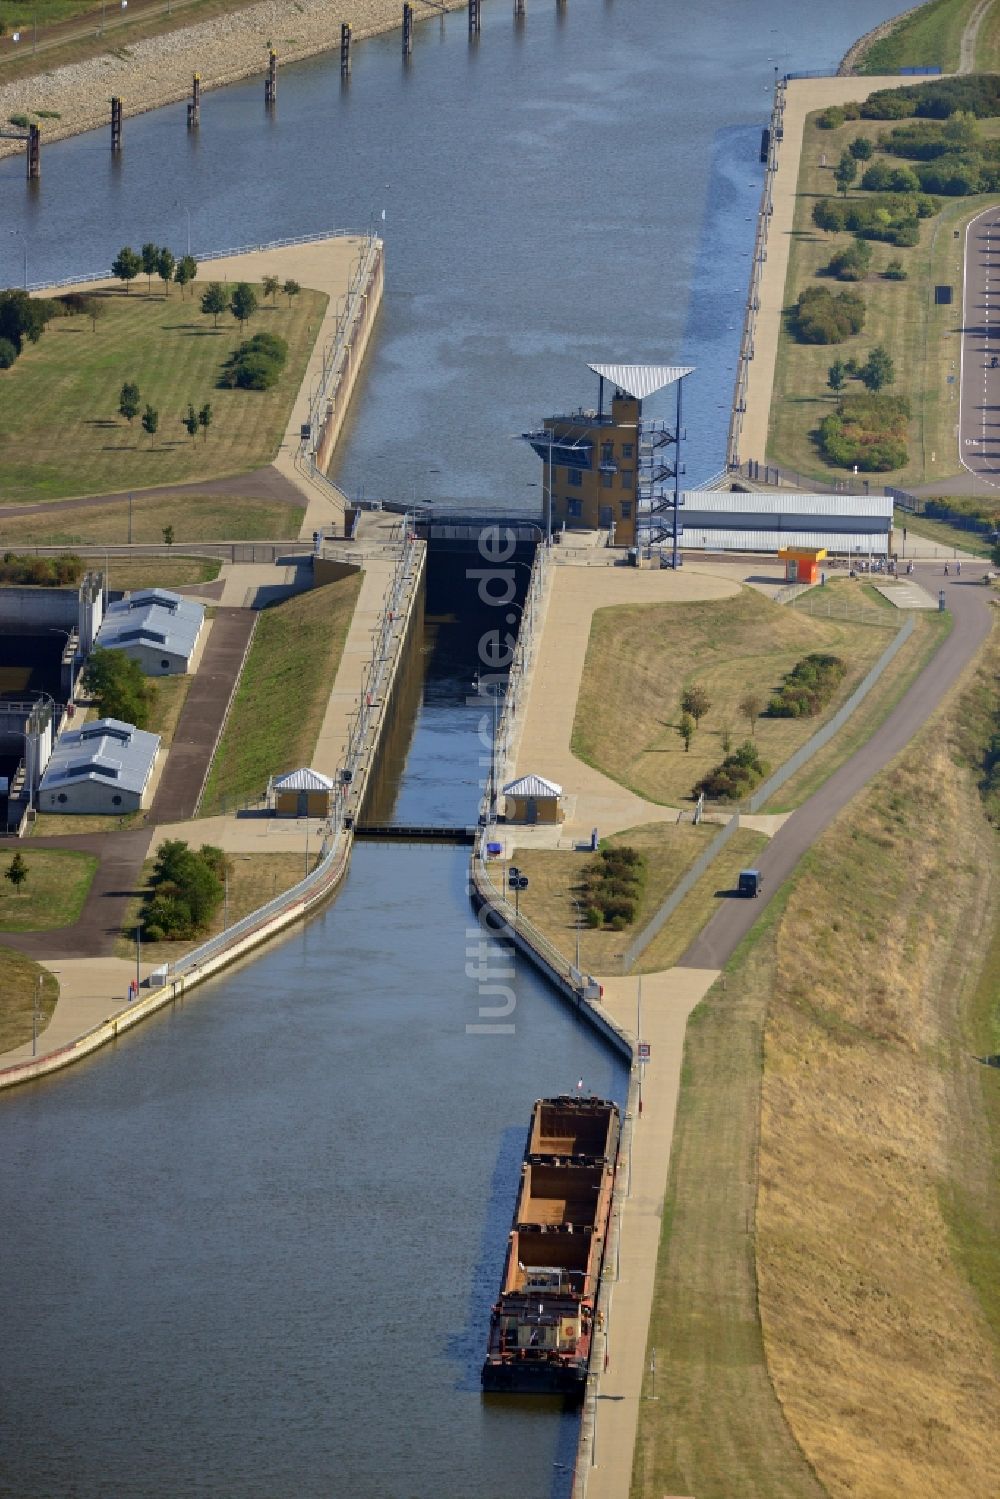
[[502, 773, 564, 825], [39, 717, 160, 815], [271, 768, 335, 818], [96, 588, 205, 675]]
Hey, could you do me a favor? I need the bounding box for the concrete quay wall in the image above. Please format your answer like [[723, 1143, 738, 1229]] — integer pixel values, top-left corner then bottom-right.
[[0, 536, 427, 1093], [313, 239, 384, 475]]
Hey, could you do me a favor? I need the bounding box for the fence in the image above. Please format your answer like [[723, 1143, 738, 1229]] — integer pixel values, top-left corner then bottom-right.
[[791, 593, 897, 626], [888, 486, 995, 536], [303, 235, 383, 471], [28, 227, 374, 294], [726, 77, 786, 470]]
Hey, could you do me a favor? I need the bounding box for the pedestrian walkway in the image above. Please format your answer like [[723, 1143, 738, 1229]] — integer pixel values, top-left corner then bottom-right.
[[510, 563, 741, 842], [585, 966, 720, 1499], [0, 958, 145, 1068]]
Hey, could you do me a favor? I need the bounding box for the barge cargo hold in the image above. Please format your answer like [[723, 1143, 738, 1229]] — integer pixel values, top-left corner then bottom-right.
[[481, 1095, 620, 1399]]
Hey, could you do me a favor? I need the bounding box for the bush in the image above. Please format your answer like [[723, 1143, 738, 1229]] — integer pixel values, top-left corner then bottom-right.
[[812, 191, 939, 241], [579, 845, 646, 928], [0, 337, 17, 369], [767, 654, 847, 718], [0, 551, 84, 585], [818, 391, 911, 472], [220, 330, 288, 390], [862, 76, 1000, 122], [693, 739, 768, 803], [883, 258, 908, 280], [143, 840, 227, 939], [823, 239, 872, 281], [817, 106, 845, 130], [793, 285, 866, 344], [860, 161, 920, 193], [849, 135, 874, 160]]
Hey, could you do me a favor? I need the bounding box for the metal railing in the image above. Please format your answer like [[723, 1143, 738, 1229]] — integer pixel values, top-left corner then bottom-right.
[[791, 594, 898, 626], [163, 523, 422, 985], [28, 227, 374, 294], [302, 236, 381, 462]]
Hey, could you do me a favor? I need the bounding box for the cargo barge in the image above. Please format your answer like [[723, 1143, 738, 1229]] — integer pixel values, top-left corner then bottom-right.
[[481, 1095, 620, 1398]]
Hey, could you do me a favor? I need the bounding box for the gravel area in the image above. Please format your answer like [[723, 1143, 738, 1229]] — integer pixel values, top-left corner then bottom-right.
[[0, 0, 464, 158]]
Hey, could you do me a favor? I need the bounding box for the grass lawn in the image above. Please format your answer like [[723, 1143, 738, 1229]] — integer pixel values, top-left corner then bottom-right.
[[899, 509, 993, 559], [0, 496, 302, 547], [115, 849, 312, 966], [0, 848, 96, 929], [632, 629, 1000, 1499], [858, 0, 978, 72], [0, 946, 58, 1053], [104, 556, 222, 592], [572, 584, 893, 809], [199, 572, 363, 815], [0, 285, 326, 502], [766, 108, 1000, 487], [763, 605, 952, 809], [630, 907, 825, 1499], [509, 822, 716, 976]]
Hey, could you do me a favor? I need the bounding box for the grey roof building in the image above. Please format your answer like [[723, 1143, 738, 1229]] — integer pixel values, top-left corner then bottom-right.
[[39, 717, 160, 815], [659, 491, 894, 556], [96, 589, 205, 675]]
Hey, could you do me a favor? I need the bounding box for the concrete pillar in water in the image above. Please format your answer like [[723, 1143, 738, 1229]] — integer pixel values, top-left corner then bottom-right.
[[188, 73, 201, 128], [110, 96, 123, 153], [402, 4, 413, 56], [26, 123, 40, 181], [514, 0, 525, 16], [469, 0, 481, 34], [341, 22, 352, 77], [265, 49, 277, 105]]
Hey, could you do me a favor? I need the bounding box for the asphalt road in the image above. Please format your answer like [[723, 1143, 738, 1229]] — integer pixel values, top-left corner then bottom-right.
[[959, 204, 1000, 492], [681, 563, 993, 969]]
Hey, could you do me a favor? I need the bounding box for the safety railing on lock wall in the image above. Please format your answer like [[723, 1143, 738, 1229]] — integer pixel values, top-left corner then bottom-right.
[[161, 518, 421, 986], [301, 234, 382, 467]]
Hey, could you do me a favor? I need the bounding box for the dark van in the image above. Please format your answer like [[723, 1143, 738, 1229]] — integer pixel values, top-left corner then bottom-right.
[[738, 869, 763, 898]]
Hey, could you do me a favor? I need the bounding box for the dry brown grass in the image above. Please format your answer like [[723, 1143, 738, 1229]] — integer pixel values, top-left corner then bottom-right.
[[0, 947, 59, 1053], [757, 660, 1000, 1495], [572, 586, 891, 807], [0, 496, 300, 548], [509, 822, 715, 975], [637, 826, 768, 972]]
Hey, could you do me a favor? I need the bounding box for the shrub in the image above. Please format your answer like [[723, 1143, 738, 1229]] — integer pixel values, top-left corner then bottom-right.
[[817, 106, 845, 130], [860, 161, 920, 192], [0, 337, 17, 369], [818, 391, 911, 472], [793, 285, 866, 344], [849, 135, 874, 160], [824, 239, 872, 281], [0, 551, 84, 585], [767, 654, 847, 718], [812, 191, 939, 241], [580, 845, 646, 928], [143, 839, 226, 939], [693, 740, 768, 803], [220, 330, 288, 390], [883, 258, 907, 280]]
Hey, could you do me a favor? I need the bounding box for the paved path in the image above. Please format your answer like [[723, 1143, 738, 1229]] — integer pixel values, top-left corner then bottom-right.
[[149, 607, 256, 823], [959, 0, 994, 72], [575, 562, 994, 1499], [682, 564, 992, 971], [0, 465, 304, 522], [959, 203, 1000, 492], [0, 828, 152, 959]]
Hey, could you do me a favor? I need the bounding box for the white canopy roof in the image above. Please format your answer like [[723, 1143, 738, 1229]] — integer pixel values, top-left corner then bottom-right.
[[587, 363, 694, 400], [273, 768, 335, 791], [502, 774, 562, 798]]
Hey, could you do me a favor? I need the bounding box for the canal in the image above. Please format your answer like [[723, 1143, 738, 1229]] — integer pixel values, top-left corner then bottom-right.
[[0, 2, 908, 1495]]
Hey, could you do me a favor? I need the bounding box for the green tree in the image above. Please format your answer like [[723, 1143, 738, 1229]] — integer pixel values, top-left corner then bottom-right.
[[89, 298, 106, 334], [229, 282, 258, 331], [82, 647, 155, 728], [828, 358, 846, 392], [5, 851, 28, 895], [0, 288, 55, 352], [163, 525, 175, 546], [200, 281, 228, 328], [861, 345, 895, 392], [282, 277, 301, 307], [141, 242, 161, 293], [680, 683, 711, 725], [739, 690, 763, 735], [157, 247, 176, 297], [678, 712, 695, 753], [174, 254, 198, 296], [119, 381, 141, 423], [111, 246, 141, 294], [262, 274, 280, 304], [182, 403, 199, 440], [141, 404, 159, 441], [0, 337, 17, 369], [849, 135, 873, 160], [198, 402, 213, 441], [834, 151, 857, 197]]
